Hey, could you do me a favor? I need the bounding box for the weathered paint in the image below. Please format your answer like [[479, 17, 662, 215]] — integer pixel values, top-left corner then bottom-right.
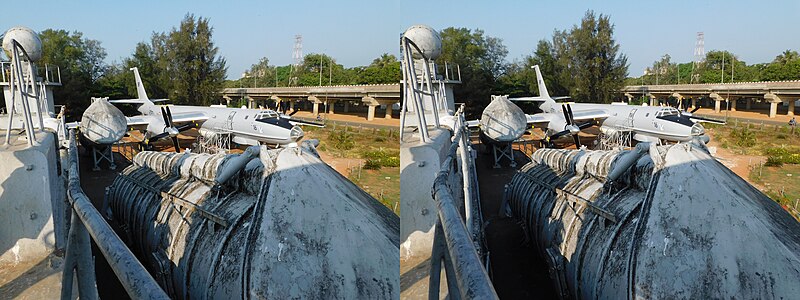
[[479, 95, 527, 143], [106, 143, 399, 299], [79, 99, 127, 145], [506, 143, 800, 299]]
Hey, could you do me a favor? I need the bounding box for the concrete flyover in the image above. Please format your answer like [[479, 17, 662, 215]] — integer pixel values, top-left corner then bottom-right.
[[622, 80, 800, 118], [220, 84, 400, 121]]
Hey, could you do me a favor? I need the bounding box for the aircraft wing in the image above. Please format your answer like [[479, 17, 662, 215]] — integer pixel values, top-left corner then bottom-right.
[[525, 113, 553, 128], [689, 116, 726, 124], [126, 115, 151, 126], [570, 109, 609, 121], [169, 111, 209, 124], [109, 98, 170, 104], [509, 96, 570, 102]]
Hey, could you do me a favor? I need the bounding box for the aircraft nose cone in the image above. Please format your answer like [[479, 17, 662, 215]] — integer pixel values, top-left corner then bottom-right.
[[568, 125, 580, 135], [166, 127, 179, 137], [691, 123, 705, 136], [290, 126, 304, 141]]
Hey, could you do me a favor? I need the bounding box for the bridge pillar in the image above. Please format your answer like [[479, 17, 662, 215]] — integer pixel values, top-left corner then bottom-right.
[[327, 100, 336, 115], [367, 105, 377, 121], [309, 95, 322, 115], [770, 102, 778, 118], [624, 93, 634, 103], [764, 93, 782, 118], [343, 101, 350, 113], [691, 98, 697, 110], [789, 99, 796, 117], [646, 93, 655, 106], [730, 96, 737, 111], [385, 103, 393, 119], [362, 96, 380, 121], [246, 96, 254, 109], [746, 98, 752, 110], [289, 100, 295, 112], [672, 93, 683, 110], [710, 92, 724, 113]]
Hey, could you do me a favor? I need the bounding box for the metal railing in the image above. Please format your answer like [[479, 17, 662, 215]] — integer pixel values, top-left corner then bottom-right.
[[400, 37, 449, 143], [0, 61, 61, 84], [428, 105, 497, 299], [63, 129, 169, 300], [440, 62, 462, 82]]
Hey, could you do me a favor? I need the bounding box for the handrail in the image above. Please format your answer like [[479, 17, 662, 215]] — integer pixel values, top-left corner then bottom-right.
[[428, 105, 497, 299], [63, 129, 169, 300]]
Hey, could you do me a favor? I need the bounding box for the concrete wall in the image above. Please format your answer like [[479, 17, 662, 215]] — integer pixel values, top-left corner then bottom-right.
[[0, 132, 66, 266], [400, 128, 454, 261]]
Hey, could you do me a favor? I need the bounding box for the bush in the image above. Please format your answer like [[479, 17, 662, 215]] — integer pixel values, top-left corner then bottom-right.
[[730, 127, 756, 148], [361, 149, 400, 169], [765, 156, 784, 167], [763, 146, 800, 165], [329, 131, 355, 150]]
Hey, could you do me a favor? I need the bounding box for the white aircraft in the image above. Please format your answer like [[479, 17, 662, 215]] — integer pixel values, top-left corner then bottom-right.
[[111, 67, 311, 150], [505, 65, 724, 147]]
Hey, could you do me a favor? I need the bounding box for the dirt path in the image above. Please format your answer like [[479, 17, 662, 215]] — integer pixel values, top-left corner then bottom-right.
[[706, 134, 766, 184], [316, 151, 364, 177]]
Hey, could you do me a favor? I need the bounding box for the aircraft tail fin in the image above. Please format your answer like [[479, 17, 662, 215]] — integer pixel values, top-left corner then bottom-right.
[[532, 65, 556, 110], [128, 67, 158, 115], [130, 67, 152, 102]]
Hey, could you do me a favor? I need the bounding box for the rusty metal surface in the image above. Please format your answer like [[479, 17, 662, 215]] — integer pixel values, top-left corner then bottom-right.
[[107, 144, 399, 299], [506, 143, 800, 299]]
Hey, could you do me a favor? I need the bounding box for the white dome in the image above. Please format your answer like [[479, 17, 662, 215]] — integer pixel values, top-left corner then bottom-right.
[[403, 25, 442, 60], [3, 26, 43, 62]]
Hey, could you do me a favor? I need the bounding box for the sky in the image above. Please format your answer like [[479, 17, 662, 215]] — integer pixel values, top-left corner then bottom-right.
[[3, 0, 799, 79]]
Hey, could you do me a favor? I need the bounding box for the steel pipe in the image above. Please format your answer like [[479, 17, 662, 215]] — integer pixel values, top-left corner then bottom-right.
[[432, 168, 498, 300]]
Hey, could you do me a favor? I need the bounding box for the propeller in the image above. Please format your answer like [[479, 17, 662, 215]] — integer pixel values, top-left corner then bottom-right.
[[545, 104, 588, 148], [143, 106, 194, 151]]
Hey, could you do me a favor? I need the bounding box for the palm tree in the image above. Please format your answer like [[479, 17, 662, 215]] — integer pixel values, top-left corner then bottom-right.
[[773, 50, 799, 65], [370, 53, 397, 68]]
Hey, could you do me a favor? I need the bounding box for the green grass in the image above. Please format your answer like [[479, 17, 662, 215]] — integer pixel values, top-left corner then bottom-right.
[[302, 125, 399, 214], [708, 123, 800, 219], [748, 164, 800, 219], [706, 122, 800, 156], [348, 167, 400, 215]]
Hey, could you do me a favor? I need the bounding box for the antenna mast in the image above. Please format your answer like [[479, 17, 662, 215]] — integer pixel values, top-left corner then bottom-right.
[[289, 34, 302, 86], [691, 32, 704, 83]]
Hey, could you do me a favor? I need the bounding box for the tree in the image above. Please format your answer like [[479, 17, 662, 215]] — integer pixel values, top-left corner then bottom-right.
[[38, 29, 108, 120], [763, 50, 800, 81], [553, 11, 628, 103], [159, 14, 227, 105], [437, 27, 508, 116], [357, 53, 400, 84], [506, 11, 628, 104], [774, 50, 799, 65], [528, 39, 569, 96]]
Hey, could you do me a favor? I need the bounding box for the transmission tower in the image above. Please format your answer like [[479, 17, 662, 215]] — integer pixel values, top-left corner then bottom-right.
[[691, 32, 704, 83], [288, 35, 303, 86], [292, 35, 303, 66]]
